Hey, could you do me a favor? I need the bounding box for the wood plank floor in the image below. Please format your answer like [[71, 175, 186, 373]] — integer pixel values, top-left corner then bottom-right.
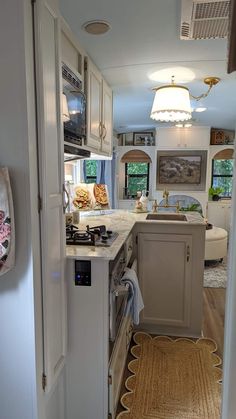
[[116, 287, 226, 416], [202, 287, 226, 360]]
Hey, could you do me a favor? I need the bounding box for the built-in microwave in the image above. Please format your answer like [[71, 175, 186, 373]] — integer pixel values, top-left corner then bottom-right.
[[62, 63, 86, 146]]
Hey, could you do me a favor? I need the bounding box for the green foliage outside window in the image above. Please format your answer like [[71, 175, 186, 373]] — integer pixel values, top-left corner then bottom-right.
[[212, 159, 233, 197], [125, 162, 149, 197], [85, 160, 97, 183]]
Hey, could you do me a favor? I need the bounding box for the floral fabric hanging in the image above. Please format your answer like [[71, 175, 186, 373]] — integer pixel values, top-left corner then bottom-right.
[[0, 168, 15, 276]]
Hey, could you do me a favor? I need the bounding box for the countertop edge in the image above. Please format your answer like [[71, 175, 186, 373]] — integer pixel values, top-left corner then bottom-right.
[[66, 211, 206, 261]]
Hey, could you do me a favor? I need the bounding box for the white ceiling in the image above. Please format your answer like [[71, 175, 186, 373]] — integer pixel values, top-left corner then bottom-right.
[[59, 0, 236, 132]]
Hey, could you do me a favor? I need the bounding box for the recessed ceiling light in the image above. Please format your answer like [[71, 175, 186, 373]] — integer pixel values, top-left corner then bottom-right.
[[184, 123, 192, 128], [82, 20, 111, 35], [194, 107, 207, 113], [148, 67, 195, 83], [175, 123, 183, 128]]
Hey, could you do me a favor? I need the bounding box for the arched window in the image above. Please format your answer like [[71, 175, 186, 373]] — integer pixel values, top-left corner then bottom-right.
[[211, 149, 234, 197]]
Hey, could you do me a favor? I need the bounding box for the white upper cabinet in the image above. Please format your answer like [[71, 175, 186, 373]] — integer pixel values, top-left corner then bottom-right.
[[85, 58, 113, 155], [60, 19, 84, 86], [157, 127, 210, 149], [85, 58, 103, 150]]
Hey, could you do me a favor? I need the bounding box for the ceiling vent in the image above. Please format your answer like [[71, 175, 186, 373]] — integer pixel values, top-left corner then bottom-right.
[[180, 0, 230, 40]]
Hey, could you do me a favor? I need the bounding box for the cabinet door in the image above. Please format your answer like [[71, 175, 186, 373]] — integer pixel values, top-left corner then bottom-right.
[[157, 128, 181, 148], [224, 203, 232, 232], [101, 79, 113, 155], [157, 127, 210, 149], [85, 59, 102, 150], [207, 203, 225, 229], [138, 233, 192, 328], [34, 0, 66, 393], [181, 127, 210, 148]]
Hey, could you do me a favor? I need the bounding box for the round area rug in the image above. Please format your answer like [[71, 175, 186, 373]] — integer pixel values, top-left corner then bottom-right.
[[204, 259, 227, 288], [117, 332, 222, 419]]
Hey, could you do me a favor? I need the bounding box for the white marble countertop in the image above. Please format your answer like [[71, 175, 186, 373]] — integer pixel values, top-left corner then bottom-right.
[[66, 210, 205, 261]]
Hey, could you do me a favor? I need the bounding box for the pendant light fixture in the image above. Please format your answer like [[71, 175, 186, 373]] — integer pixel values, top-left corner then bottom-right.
[[150, 76, 220, 123]]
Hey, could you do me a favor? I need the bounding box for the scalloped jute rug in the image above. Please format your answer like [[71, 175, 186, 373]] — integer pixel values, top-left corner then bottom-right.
[[117, 332, 222, 419]]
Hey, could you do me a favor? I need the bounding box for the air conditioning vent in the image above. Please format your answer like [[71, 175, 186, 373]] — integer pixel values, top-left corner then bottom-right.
[[62, 63, 82, 90], [180, 0, 230, 40], [181, 22, 191, 37]]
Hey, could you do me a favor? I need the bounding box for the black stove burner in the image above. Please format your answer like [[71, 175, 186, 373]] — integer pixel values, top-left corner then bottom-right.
[[66, 224, 118, 246]]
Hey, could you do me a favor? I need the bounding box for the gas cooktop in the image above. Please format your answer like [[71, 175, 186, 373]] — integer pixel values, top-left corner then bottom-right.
[[66, 224, 119, 247]]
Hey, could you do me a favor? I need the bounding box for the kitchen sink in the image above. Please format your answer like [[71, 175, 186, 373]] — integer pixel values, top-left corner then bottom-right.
[[146, 213, 187, 221]]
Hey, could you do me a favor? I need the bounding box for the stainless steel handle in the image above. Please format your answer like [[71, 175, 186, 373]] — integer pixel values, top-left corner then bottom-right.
[[63, 184, 70, 213], [186, 245, 190, 262], [113, 284, 129, 297]]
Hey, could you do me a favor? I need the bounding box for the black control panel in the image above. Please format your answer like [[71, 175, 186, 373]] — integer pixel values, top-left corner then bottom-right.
[[74, 260, 91, 286]]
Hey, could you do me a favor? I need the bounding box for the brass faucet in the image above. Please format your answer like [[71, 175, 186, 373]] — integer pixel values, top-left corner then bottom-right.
[[152, 199, 158, 213], [151, 189, 180, 213], [163, 189, 169, 206]]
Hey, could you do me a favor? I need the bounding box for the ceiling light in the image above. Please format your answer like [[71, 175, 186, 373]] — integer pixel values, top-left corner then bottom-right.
[[175, 123, 192, 128], [194, 107, 207, 112], [150, 76, 220, 123], [82, 20, 111, 35], [149, 67, 195, 83], [150, 78, 191, 123]]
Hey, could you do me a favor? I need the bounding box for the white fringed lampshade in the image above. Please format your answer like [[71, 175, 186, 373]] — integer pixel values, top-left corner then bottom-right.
[[150, 84, 192, 122]]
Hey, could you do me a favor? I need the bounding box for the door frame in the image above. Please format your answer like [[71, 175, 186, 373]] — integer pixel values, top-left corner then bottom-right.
[[221, 141, 236, 418]]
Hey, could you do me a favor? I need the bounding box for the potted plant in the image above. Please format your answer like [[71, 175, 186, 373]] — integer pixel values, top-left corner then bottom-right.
[[179, 203, 202, 214], [209, 186, 224, 201]]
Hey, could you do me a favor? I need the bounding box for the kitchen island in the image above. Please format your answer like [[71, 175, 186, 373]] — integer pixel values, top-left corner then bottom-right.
[[65, 209, 206, 419], [66, 209, 205, 259]]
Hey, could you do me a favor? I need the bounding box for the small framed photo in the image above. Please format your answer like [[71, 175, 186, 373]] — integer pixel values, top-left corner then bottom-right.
[[133, 132, 155, 146], [124, 132, 134, 146], [210, 129, 235, 145]]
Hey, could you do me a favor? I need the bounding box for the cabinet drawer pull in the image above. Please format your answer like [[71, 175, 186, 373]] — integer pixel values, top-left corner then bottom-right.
[[186, 245, 190, 262]]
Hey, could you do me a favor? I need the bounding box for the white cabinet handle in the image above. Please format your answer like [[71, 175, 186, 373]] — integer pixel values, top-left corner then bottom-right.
[[99, 121, 103, 139], [102, 123, 107, 139]]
